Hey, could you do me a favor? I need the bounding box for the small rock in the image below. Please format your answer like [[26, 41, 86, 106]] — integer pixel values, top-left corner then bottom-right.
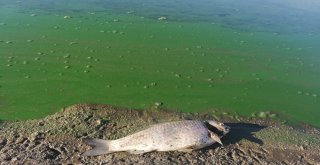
[[38, 121, 44, 126], [299, 145, 304, 150], [95, 119, 102, 126], [29, 131, 41, 141]]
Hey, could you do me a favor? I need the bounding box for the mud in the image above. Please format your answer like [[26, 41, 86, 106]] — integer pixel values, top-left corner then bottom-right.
[[0, 104, 319, 164]]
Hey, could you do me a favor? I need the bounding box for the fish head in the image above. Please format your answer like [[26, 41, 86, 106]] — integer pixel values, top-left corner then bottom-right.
[[208, 131, 223, 146], [205, 120, 230, 136]]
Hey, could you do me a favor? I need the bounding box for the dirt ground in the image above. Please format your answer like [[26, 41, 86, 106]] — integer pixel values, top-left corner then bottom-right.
[[0, 104, 319, 165]]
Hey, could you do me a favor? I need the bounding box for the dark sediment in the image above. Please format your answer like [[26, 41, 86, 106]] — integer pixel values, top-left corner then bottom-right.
[[0, 104, 319, 164]]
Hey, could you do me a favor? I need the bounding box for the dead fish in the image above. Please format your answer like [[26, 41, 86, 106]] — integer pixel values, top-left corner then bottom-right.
[[83, 120, 230, 156]]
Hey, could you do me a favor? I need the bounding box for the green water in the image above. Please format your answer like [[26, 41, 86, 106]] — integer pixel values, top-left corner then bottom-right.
[[1, 0, 320, 127]]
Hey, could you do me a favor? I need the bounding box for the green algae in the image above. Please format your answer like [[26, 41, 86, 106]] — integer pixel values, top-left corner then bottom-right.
[[0, 0, 320, 127]]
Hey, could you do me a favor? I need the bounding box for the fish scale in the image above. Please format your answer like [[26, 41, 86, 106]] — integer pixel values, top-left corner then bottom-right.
[[83, 120, 230, 156]]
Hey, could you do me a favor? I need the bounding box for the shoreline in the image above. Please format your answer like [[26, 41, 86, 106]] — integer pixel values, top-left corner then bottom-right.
[[1, 104, 320, 164]]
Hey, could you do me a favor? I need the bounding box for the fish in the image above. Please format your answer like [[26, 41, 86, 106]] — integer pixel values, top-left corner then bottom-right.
[[83, 120, 230, 156]]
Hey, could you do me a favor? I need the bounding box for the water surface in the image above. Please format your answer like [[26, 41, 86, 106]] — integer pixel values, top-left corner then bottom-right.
[[0, 0, 320, 127]]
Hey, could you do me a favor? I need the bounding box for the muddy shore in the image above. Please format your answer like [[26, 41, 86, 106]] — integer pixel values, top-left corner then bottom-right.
[[0, 104, 319, 164]]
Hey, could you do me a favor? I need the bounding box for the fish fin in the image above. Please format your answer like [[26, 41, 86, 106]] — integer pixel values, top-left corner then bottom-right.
[[128, 149, 153, 154], [82, 138, 112, 156], [177, 148, 193, 153], [177, 145, 194, 153]]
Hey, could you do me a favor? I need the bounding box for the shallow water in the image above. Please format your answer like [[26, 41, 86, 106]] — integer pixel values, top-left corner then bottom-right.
[[0, 0, 320, 127]]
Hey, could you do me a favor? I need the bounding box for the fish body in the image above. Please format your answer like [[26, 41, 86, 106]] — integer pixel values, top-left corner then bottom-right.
[[83, 120, 230, 156]]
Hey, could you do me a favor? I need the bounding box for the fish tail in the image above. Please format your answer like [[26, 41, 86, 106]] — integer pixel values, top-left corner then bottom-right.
[[82, 138, 112, 156]]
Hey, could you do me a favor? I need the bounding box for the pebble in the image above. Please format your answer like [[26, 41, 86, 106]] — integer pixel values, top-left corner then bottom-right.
[[29, 132, 39, 141], [95, 119, 101, 126], [299, 145, 304, 150]]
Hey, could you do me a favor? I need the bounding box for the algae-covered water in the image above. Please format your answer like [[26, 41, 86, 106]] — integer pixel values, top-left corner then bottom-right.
[[0, 0, 320, 127]]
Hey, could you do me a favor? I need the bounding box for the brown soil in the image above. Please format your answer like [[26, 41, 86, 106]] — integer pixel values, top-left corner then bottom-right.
[[0, 104, 319, 165]]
